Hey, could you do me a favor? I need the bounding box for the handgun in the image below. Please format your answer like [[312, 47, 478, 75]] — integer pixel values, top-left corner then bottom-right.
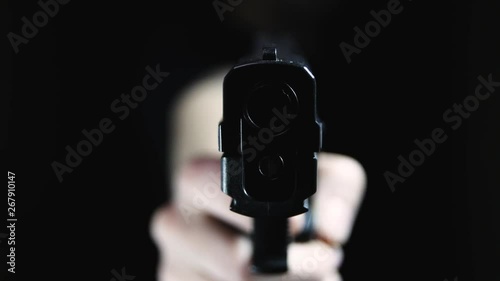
[[219, 45, 322, 273]]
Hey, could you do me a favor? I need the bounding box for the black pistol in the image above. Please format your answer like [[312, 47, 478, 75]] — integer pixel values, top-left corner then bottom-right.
[[218, 45, 322, 273]]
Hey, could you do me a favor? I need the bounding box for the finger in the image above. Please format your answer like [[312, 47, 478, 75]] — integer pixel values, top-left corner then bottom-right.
[[320, 272, 343, 281], [314, 153, 367, 245], [287, 240, 343, 280], [150, 204, 252, 281]]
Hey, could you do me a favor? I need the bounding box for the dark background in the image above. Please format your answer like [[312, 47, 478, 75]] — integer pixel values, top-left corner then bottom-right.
[[2, 0, 499, 280]]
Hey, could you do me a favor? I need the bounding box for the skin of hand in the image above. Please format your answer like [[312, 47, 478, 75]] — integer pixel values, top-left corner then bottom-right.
[[150, 67, 367, 281]]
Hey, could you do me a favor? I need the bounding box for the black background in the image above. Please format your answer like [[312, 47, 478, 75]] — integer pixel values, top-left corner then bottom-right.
[[3, 0, 499, 280]]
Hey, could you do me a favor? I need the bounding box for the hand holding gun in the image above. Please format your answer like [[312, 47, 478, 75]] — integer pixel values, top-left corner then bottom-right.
[[151, 44, 366, 281]]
